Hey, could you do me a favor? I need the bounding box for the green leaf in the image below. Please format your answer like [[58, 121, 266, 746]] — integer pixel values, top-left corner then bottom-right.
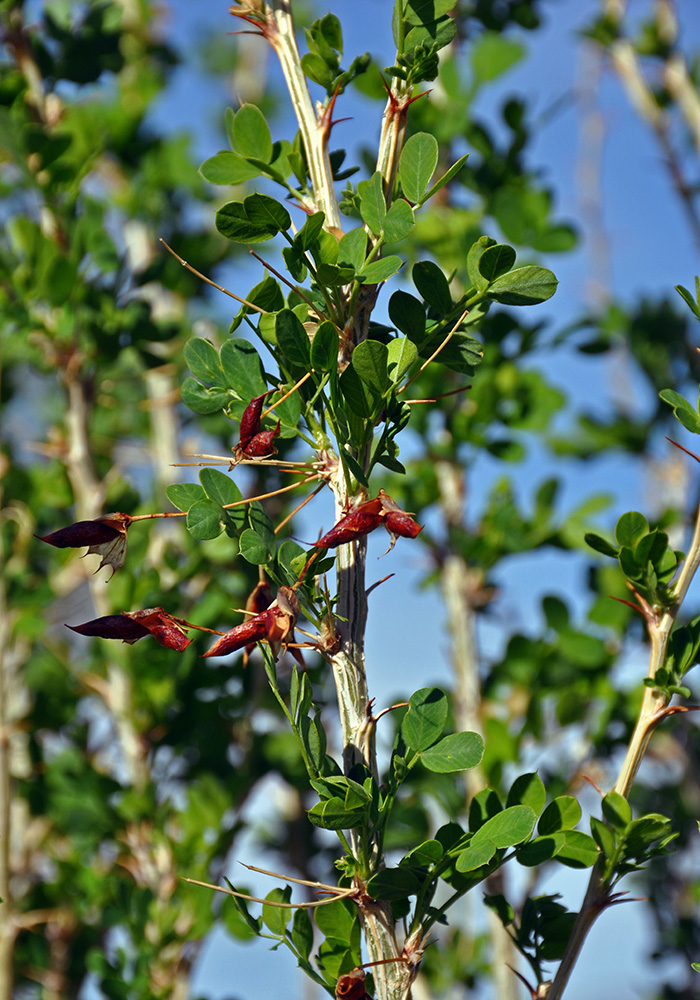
[[314, 898, 358, 944], [311, 321, 339, 372], [338, 228, 368, 271], [301, 52, 334, 90], [470, 805, 536, 858], [358, 256, 403, 284], [554, 830, 599, 868], [295, 212, 326, 250], [538, 797, 582, 835], [366, 867, 421, 901], [199, 150, 260, 185], [262, 886, 292, 935], [199, 468, 242, 507], [420, 153, 468, 204], [478, 243, 516, 282], [590, 816, 616, 858], [165, 483, 206, 512], [307, 796, 366, 830], [615, 511, 648, 548], [216, 200, 278, 243], [413, 260, 452, 314], [382, 199, 415, 243], [601, 791, 632, 831], [418, 329, 483, 374], [238, 528, 271, 564], [675, 282, 700, 322], [420, 732, 484, 773], [292, 908, 314, 960], [399, 132, 438, 203], [389, 290, 426, 341], [351, 340, 389, 396], [472, 33, 525, 83], [467, 235, 496, 291], [41, 255, 77, 306], [506, 773, 546, 815], [181, 378, 230, 415], [584, 532, 619, 558], [220, 339, 268, 398], [221, 889, 261, 940], [401, 687, 449, 752], [340, 364, 381, 421], [187, 499, 224, 540], [387, 337, 418, 382], [276, 309, 311, 368], [488, 266, 558, 305], [659, 388, 700, 433], [244, 193, 291, 235], [359, 171, 386, 235], [403, 839, 443, 865], [455, 838, 496, 872], [184, 338, 222, 383], [232, 104, 273, 162]]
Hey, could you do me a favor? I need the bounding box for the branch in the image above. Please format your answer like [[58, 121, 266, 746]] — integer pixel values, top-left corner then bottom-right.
[[548, 485, 700, 999]]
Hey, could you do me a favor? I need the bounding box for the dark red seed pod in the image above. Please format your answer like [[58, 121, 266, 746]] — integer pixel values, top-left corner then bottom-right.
[[37, 512, 132, 576], [66, 607, 192, 649], [38, 520, 122, 548], [315, 509, 384, 548], [243, 420, 280, 458], [384, 510, 422, 539], [66, 615, 151, 644], [203, 615, 268, 658], [128, 608, 192, 650], [238, 393, 268, 450], [336, 968, 369, 1000]]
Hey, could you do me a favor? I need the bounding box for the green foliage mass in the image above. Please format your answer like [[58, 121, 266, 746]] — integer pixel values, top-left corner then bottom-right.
[[3, 1, 700, 999]]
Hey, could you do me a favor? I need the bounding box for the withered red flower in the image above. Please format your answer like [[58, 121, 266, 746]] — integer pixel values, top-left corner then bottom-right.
[[239, 392, 268, 451], [67, 608, 191, 650], [315, 500, 384, 548], [244, 420, 280, 457], [234, 393, 280, 461], [335, 968, 369, 1000], [204, 585, 301, 662], [315, 491, 422, 551], [37, 512, 132, 577]]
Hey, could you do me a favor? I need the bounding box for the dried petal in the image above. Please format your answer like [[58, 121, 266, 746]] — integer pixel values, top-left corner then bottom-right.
[[239, 392, 268, 450], [38, 512, 132, 577], [126, 608, 192, 651]]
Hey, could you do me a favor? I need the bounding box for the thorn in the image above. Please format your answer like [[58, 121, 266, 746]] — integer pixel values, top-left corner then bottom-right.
[[405, 385, 471, 404], [372, 701, 410, 723], [366, 572, 395, 597], [582, 774, 604, 796], [666, 436, 700, 464]]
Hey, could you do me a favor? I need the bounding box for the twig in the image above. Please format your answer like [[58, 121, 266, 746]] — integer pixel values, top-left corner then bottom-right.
[[158, 238, 266, 313], [399, 310, 469, 393]]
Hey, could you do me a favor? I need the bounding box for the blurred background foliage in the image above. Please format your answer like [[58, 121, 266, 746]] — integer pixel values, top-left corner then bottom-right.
[[1, 0, 700, 998]]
